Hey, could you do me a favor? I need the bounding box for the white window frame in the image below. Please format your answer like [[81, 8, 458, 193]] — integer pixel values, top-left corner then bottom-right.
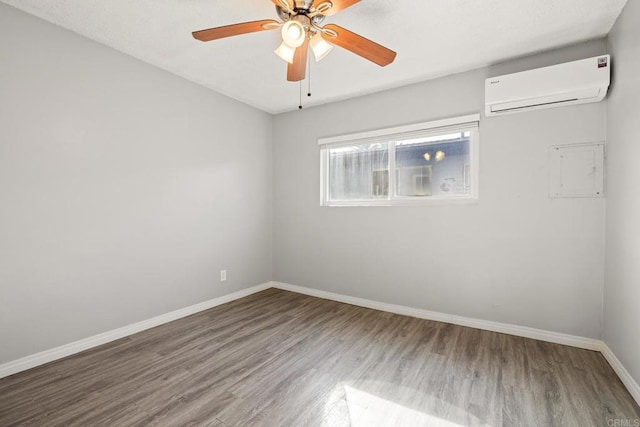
[[319, 114, 480, 207]]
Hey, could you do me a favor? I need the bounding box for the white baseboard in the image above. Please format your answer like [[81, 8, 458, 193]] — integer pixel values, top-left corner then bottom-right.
[[600, 342, 640, 406], [0, 282, 271, 379], [270, 281, 602, 351]]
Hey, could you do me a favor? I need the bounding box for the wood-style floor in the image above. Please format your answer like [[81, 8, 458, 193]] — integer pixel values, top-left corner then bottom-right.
[[1, 288, 638, 426]]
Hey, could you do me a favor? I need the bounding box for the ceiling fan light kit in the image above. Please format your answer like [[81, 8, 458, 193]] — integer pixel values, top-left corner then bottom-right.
[[192, 0, 397, 83], [274, 41, 296, 64], [281, 20, 306, 48], [310, 32, 333, 61]]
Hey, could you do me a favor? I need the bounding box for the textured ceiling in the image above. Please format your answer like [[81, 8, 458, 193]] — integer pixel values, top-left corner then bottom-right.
[[1, 0, 628, 113]]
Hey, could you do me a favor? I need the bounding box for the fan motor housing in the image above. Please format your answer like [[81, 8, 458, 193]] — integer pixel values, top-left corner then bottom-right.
[[276, 3, 325, 25], [294, 0, 315, 10]]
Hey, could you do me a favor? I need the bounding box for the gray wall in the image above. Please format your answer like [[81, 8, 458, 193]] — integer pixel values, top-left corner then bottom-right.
[[1, 0, 624, 369], [0, 4, 273, 364], [605, 0, 640, 385], [273, 40, 608, 339]]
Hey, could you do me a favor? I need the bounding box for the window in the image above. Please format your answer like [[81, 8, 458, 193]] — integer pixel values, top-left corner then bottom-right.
[[319, 115, 480, 206]]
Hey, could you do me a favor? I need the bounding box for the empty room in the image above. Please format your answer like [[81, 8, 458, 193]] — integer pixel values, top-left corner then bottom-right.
[[1, 0, 639, 426]]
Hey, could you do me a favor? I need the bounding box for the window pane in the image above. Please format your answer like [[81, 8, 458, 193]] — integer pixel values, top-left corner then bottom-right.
[[395, 132, 471, 197], [329, 143, 389, 200], [320, 116, 479, 205]]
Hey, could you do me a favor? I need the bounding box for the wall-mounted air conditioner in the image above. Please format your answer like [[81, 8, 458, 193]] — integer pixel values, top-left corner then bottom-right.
[[485, 55, 610, 116]]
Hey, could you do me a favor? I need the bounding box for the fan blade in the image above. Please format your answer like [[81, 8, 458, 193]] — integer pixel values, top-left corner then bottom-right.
[[193, 20, 279, 42], [314, 0, 360, 16], [321, 24, 396, 66], [271, 0, 293, 12], [287, 39, 309, 82]]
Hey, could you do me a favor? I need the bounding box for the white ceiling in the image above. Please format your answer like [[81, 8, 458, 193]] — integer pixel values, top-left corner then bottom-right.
[[2, 0, 628, 113]]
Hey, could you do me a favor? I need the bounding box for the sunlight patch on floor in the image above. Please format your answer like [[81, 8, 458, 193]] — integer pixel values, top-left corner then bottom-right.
[[336, 385, 468, 427]]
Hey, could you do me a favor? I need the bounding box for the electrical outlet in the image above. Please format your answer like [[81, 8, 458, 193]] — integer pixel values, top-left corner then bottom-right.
[[220, 269, 227, 282]]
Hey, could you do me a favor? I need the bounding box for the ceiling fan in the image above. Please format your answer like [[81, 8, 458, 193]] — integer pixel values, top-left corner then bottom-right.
[[192, 0, 397, 82]]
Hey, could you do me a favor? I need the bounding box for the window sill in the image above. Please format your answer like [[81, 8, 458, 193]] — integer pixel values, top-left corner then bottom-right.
[[322, 197, 479, 207]]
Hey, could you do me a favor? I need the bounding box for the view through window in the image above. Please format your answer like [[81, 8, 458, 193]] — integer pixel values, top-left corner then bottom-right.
[[320, 115, 479, 206]]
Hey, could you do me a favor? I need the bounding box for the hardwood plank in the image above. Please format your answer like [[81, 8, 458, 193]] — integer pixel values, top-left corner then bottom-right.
[[1, 289, 638, 426]]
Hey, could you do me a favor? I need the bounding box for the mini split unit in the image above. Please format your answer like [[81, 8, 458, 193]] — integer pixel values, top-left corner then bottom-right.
[[485, 55, 611, 116]]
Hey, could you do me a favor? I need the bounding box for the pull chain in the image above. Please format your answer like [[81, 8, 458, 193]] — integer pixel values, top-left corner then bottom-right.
[[307, 53, 312, 97], [298, 50, 313, 110]]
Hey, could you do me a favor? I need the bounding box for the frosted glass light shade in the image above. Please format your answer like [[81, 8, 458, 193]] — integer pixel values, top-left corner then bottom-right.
[[281, 21, 305, 48], [274, 42, 296, 64], [310, 33, 333, 62]]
